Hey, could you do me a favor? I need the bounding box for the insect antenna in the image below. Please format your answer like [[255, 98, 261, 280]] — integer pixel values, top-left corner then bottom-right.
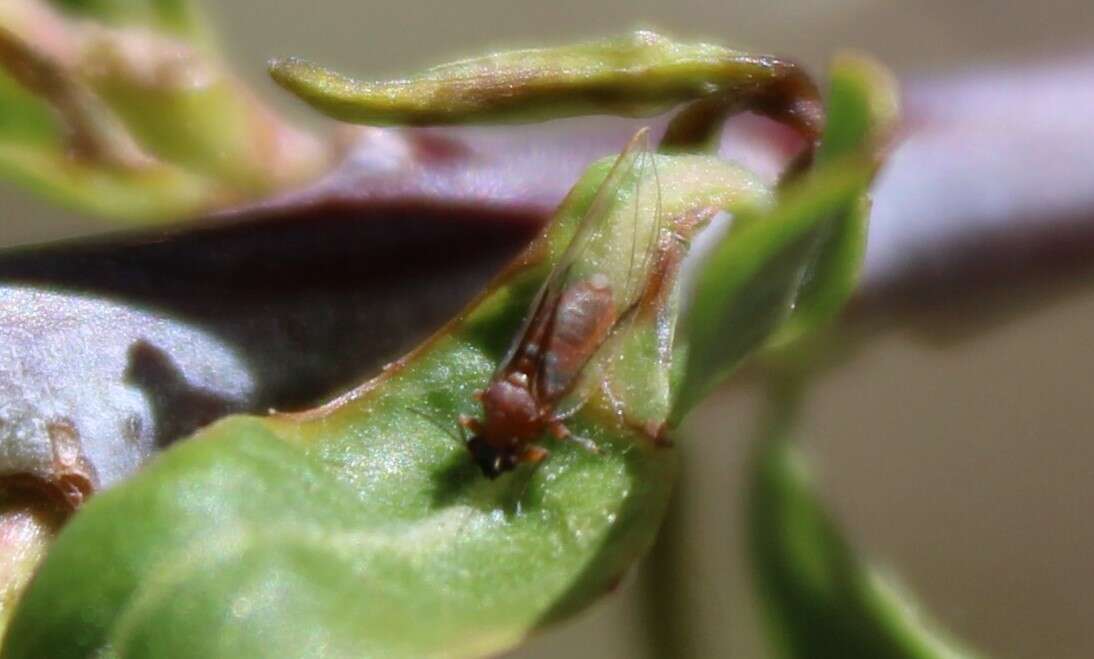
[[512, 455, 550, 516], [407, 407, 467, 447]]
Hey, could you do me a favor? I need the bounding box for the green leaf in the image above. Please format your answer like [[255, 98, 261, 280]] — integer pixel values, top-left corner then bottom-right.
[[3, 151, 773, 658], [770, 53, 900, 346], [49, 0, 209, 43], [0, 61, 223, 219], [749, 406, 981, 659], [0, 147, 224, 222], [816, 53, 900, 164], [269, 30, 817, 129], [0, 0, 323, 222], [86, 50, 311, 194], [669, 159, 875, 424], [0, 69, 60, 148]]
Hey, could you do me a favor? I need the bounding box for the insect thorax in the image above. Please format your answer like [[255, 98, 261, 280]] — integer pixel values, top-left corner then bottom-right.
[[479, 376, 543, 445]]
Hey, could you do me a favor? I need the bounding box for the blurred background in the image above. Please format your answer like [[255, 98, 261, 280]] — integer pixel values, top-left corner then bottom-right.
[[4, 1, 1093, 657]]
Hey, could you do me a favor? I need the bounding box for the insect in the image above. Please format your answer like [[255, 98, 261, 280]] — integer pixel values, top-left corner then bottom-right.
[[458, 128, 666, 478]]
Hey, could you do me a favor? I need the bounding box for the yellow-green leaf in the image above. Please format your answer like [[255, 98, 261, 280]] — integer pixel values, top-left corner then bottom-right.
[[3, 149, 773, 658], [270, 30, 819, 131], [749, 409, 980, 659]]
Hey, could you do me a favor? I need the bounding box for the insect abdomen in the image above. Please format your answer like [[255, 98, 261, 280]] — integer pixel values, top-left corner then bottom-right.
[[538, 275, 616, 401]]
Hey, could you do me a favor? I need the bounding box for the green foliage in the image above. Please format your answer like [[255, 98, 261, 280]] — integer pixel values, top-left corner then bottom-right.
[[669, 53, 898, 422], [0, 147, 222, 221], [49, 0, 209, 42], [725, 56, 976, 657], [816, 54, 900, 164], [89, 60, 296, 193], [771, 53, 900, 346], [670, 159, 873, 424], [2, 152, 775, 658], [270, 30, 813, 127], [0, 70, 59, 148], [0, 37, 217, 219], [0, 0, 322, 222], [748, 400, 978, 659], [0, 22, 957, 658]]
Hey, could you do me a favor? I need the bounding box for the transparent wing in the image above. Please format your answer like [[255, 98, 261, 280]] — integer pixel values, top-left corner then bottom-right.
[[528, 129, 665, 405], [555, 207, 714, 430], [494, 127, 657, 381], [543, 127, 656, 314]]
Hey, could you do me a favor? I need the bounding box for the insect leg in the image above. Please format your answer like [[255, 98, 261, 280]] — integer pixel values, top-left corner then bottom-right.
[[548, 421, 601, 454], [519, 444, 551, 465], [598, 378, 628, 421], [458, 414, 483, 435], [510, 445, 551, 515]]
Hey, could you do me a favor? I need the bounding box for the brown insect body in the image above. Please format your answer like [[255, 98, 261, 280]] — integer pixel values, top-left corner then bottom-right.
[[461, 129, 661, 478], [464, 277, 616, 477]]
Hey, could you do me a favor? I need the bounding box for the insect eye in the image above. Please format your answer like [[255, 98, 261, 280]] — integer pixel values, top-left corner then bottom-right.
[[467, 436, 503, 479]]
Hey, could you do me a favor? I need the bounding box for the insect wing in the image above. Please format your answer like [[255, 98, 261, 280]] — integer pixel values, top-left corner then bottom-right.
[[493, 127, 655, 380], [543, 127, 656, 311], [531, 129, 665, 405]]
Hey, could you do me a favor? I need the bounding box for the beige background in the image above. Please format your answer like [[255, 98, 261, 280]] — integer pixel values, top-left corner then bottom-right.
[[4, 1, 1093, 657]]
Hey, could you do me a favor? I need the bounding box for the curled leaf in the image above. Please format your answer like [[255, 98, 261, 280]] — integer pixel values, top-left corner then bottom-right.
[[270, 29, 822, 148], [668, 55, 898, 421], [670, 158, 875, 424], [3, 147, 773, 658], [770, 53, 900, 346]]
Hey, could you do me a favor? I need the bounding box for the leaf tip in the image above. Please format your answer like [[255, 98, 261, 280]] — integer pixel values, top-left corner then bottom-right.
[[267, 56, 307, 85]]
